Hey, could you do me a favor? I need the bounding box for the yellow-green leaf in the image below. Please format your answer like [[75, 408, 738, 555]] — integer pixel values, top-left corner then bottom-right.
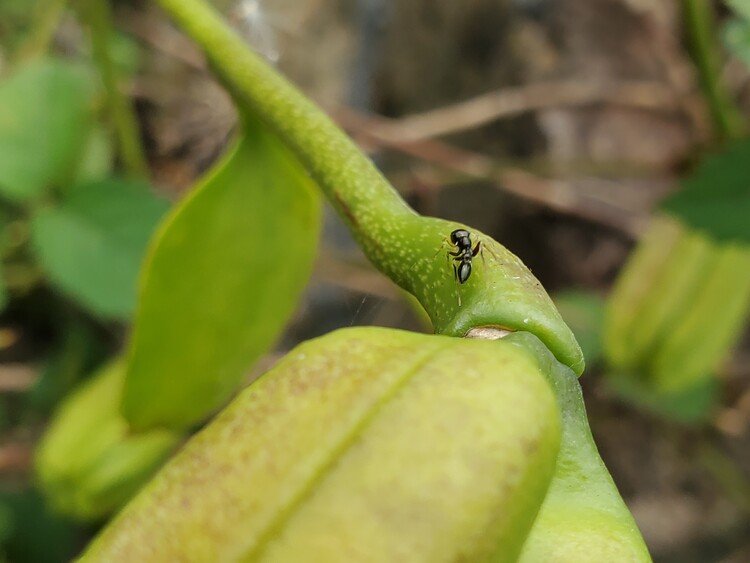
[[122, 118, 321, 430]]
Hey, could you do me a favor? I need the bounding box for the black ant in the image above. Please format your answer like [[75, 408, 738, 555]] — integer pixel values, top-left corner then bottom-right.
[[448, 229, 481, 284]]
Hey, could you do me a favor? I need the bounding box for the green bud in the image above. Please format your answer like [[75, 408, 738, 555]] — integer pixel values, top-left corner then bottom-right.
[[651, 242, 750, 392], [35, 361, 181, 521], [80, 327, 648, 562], [604, 215, 750, 419], [81, 327, 561, 561]]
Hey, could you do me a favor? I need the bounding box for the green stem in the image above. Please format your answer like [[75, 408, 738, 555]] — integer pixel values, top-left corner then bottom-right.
[[155, 0, 414, 250], [154, 0, 585, 375], [80, 0, 149, 179], [698, 438, 750, 514], [683, 0, 746, 140], [12, 0, 68, 65]]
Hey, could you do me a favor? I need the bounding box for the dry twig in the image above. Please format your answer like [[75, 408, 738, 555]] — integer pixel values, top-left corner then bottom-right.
[[335, 107, 659, 237], [129, 13, 666, 237], [350, 80, 689, 143], [0, 442, 33, 474], [0, 364, 38, 392]]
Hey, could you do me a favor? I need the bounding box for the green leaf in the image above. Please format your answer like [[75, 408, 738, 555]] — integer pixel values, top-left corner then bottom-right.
[[0, 58, 94, 201], [727, 0, 750, 22], [108, 31, 143, 78], [73, 124, 114, 186], [661, 138, 750, 243], [31, 178, 170, 319], [605, 371, 718, 424], [0, 488, 79, 563], [724, 18, 750, 67], [554, 290, 605, 367], [122, 119, 321, 430]]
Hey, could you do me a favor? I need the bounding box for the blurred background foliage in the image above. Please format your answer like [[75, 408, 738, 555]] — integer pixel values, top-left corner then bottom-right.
[[0, 0, 750, 561]]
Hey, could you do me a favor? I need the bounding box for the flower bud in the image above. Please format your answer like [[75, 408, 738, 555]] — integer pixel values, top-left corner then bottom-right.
[[82, 327, 560, 561], [36, 361, 181, 521]]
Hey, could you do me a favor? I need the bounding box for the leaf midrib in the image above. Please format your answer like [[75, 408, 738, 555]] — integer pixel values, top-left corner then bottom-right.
[[240, 339, 457, 562]]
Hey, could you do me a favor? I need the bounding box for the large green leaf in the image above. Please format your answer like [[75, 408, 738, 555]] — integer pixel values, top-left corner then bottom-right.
[[122, 119, 321, 430], [0, 59, 94, 201], [31, 179, 170, 319], [661, 138, 750, 243]]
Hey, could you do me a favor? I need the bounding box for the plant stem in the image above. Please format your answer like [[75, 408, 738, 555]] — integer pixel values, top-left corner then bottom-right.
[[153, 0, 584, 373], [155, 0, 414, 251], [80, 0, 149, 179], [12, 0, 68, 65], [698, 439, 750, 514], [683, 0, 746, 140]]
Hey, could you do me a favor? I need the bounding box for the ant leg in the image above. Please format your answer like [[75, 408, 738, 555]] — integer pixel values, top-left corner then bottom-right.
[[446, 250, 461, 267], [452, 264, 462, 307], [472, 241, 481, 257], [432, 237, 454, 259], [472, 240, 485, 266], [444, 252, 453, 269]]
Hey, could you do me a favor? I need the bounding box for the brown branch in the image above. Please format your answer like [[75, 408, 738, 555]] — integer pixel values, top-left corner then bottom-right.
[[0, 442, 33, 474], [127, 14, 663, 237], [0, 365, 38, 392], [349, 80, 690, 143], [335, 107, 659, 237]]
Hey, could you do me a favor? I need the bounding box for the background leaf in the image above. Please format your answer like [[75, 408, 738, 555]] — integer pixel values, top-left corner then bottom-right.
[[724, 17, 750, 67], [31, 178, 170, 319], [661, 138, 750, 243], [122, 118, 321, 430], [0, 488, 79, 563], [35, 360, 181, 521], [727, 0, 750, 22], [554, 290, 605, 367], [605, 371, 718, 424], [0, 59, 94, 201], [73, 124, 114, 186]]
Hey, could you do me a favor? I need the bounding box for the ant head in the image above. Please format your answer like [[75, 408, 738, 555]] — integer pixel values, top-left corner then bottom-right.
[[450, 229, 470, 244]]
